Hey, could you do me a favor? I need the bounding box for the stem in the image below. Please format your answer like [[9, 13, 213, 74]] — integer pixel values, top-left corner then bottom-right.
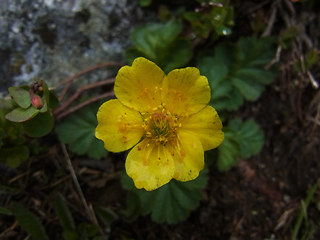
[[56, 91, 114, 121], [58, 61, 123, 101], [54, 78, 115, 115], [60, 143, 99, 227]]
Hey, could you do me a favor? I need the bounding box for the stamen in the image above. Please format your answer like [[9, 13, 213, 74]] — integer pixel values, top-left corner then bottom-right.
[[141, 104, 181, 144]]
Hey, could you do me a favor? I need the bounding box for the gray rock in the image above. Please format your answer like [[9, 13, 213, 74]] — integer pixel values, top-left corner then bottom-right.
[[0, 0, 150, 97]]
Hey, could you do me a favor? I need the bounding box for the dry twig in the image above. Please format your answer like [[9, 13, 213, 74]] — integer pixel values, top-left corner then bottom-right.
[[58, 61, 123, 102], [262, 0, 279, 37], [60, 143, 100, 227], [54, 78, 115, 116], [56, 91, 114, 121], [0, 221, 18, 239]]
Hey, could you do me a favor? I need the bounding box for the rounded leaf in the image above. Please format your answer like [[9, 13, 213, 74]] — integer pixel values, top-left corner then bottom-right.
[[8, 86, 31, 109], [22, 111, 54, 137], [5, 106, 39, 123]]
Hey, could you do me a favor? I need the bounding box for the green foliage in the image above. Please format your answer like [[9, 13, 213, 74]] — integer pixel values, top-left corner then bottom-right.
[[292, 182, 318, 240], [55, 104, 108, 159], [0, 206, 12, 215], [0, 145, 29, 167], [216, 131, 239, 172], [139, 0, 152, 7], [278, 26, 300, 49], [55, 194, 81, 240], [293, 49, 319, 73], [183, 0, 234, 39], [8, 86, 31, 108], [5, 106, 39, 122], [126, 21, 192, 73], [0, 0, 279, 231], [0, 100, 29, 167], [49, 91, 60, 109], [54, 193, 113, 240], [5, 80, 58, 137], [121, 168, 208, 224], [22, 111, 55, 138], [94, 206, 118, 225], [304, 49, 318, 70], [217, 119, 264, 171], [12, 202, 49, 240], [197, 36, 277, 111], [0, 80, 58, 168], [55, 193, 77, 237]]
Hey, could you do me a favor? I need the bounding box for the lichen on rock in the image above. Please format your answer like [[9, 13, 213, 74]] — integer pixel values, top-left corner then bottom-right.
[[0, 0, 150, 96]]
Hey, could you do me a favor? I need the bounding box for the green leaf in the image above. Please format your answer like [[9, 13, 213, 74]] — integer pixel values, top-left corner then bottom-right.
[[291, 182, 318, 240], [198, 37, 277, 111], [5, 106, 39, 123], [22, 111, 54, 137], [231, 77, 265, 101], [0, 206, 12, 215], [78, 222, 100, 238], [49, 90, 59, 109], [0, 98, 16, 113], [126, 21, 192, 73], [3, 121, 25, 145], [122, 192, 141, 221], [228, 118, 264, 158], [217, 131, 240, 171], [55, 193, 76, 232], [183, 2, 234, 39], [217, 119, 264, 171], [55, 104, 108, 159], [39, 96, 48, 113], [8, 86, 31, 109], [12, 202, 49, 240], [164, 38, 192, 73], [198, 44, 243, 111], [39, 81, 50, 113], [122, 168, 208, 224], [62, 230, 80, 240], [0, 145, 29, 168], [94, 206, 118, 225], [304, 49, 318, 70], [278, 26, 300, 49], [139, 0, 152, 7]]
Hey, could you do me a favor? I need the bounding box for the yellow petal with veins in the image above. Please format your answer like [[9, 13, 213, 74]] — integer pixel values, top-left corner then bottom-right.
[[180, 105, 224, 151], [170, 132, 204, 182], [161, 67, 210, 116], [125, 139, 175, 191], [115, 57, 165, 112], [95, 99, 144, 152]]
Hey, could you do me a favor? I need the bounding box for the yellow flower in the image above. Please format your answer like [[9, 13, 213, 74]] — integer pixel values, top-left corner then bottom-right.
[[95, 57, 224, 191]]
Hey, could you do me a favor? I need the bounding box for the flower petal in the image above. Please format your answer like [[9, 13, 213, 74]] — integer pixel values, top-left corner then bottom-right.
[[125, 139, 175, 191], [95, 99, 144, 152], [162, 67, 210, 116], [170, 132, 204, 182], [180, 105, 224, 151], [114, 57, 165, 112]]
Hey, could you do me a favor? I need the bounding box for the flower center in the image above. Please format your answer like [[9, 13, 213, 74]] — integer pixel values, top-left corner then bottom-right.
[[143, 105, 180, 144]]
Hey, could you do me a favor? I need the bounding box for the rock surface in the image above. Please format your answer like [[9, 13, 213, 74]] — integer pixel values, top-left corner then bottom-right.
[[0, 0, 147, 96]]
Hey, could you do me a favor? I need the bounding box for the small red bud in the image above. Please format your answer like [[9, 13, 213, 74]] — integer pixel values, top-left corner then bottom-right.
[[31, 94, 43, 109]]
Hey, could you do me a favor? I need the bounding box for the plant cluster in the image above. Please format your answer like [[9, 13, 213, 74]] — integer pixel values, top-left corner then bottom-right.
[[120, 20, 276, 223], [0, 80, 58, 167]]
